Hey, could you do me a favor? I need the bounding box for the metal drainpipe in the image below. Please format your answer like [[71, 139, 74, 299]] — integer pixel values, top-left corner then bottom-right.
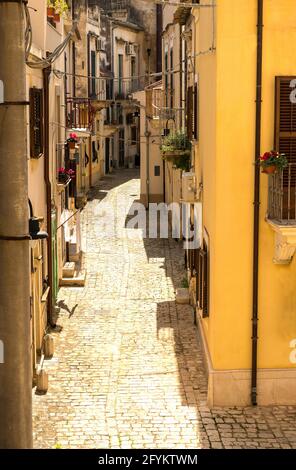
[[145, 115, 150, 209], [251, 0, 264, 407], [43, 67, 55, 328]]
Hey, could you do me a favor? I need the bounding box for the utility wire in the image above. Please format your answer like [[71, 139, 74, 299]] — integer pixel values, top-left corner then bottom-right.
[[24, 3, 78, 69]]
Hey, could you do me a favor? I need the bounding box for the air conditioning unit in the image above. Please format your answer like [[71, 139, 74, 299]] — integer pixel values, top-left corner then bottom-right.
[[182, 172, 197, 203], [126, 44, 136, 56]]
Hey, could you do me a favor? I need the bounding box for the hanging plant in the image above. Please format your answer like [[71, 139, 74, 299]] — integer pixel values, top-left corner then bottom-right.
[[161, 131, 191, 171]]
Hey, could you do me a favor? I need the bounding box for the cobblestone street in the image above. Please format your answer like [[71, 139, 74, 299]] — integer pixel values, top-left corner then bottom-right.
[[33, 170, 296, 449]]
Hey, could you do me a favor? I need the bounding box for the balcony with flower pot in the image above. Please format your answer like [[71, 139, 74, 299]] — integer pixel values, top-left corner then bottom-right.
[[262, 151, 296, 264], [66, 98, 95, 133]]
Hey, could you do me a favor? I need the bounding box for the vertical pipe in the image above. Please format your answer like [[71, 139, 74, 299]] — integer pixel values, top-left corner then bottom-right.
[[0, 0, 32, 447], [145, 116, 150, 209], [43, 67, 55, 327], [251, 0, 264, 407]]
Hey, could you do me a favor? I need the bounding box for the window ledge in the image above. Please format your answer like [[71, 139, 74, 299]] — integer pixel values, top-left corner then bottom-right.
[[266, 219, 296, 264]]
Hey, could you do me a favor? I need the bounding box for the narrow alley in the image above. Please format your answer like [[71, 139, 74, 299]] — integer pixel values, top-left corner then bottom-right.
[[33, 170, 296, 450]]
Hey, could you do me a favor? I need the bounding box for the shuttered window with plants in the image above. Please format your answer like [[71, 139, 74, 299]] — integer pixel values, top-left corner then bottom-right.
[[29, 88, 43, 158], [270, 77, 296, 222], [196, 240, 209, 318]]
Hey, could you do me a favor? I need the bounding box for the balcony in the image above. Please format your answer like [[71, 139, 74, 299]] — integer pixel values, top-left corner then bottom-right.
[[66, 98, 95, 132], [267, 163, 296, 264], [174, 1, 197, 26], [114, 78, 145, 101]]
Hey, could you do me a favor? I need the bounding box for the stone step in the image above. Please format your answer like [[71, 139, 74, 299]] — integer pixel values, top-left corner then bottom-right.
[[59, 270, 86, 287], [176, 288, 190, 305], [62, 262, 75, 278]]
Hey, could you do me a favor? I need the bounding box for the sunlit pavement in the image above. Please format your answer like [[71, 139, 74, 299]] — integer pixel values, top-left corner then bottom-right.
[[33, 169, 296, 449]]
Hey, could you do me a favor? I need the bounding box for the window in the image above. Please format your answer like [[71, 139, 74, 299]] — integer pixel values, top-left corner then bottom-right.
[[170, 48, 174, 108], [164, 51, 169, 106], [131, 126, 137, 146], [29, 88, 43, 158], [187, 86, 193, 141], [131, 56, 137, 92], [90, 50, 96, 98], [118, 54, 123, 97], [126, 113, 134, 125], [269, 77, 296, 221], [196, 239, 209, 318]]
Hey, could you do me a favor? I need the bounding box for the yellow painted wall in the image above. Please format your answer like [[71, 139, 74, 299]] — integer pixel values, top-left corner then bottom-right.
[[196, 0, 296, 371]]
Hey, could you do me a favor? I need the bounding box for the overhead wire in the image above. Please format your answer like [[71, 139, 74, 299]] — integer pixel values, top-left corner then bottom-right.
[[24, 2, 79, 69]]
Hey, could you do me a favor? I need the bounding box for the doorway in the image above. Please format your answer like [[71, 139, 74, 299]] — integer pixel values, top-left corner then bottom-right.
[[105, 138, 110, 174], [119, 129, 125, 167]]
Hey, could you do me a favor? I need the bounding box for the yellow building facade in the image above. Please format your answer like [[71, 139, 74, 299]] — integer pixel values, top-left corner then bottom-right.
[[193, 0, 296, 406]]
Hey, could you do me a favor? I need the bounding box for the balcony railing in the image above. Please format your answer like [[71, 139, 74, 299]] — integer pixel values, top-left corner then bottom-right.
[[268, 163, 296, 224], [114, 78, 146, 100], [66, 98, 95, 131]]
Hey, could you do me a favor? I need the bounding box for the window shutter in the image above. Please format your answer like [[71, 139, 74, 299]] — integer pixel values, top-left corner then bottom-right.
[[196, 243, 209, 318], [275, 77, 296, 174], [274, 77, 296, 219], [29, 88, 43, 158], [193, 82, 198, 140], [187, 86, 193, 141]]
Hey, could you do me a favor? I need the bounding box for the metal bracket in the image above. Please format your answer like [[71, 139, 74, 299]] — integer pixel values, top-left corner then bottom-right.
[[0, 101, 30, 106], [0, 234, 31, 241]]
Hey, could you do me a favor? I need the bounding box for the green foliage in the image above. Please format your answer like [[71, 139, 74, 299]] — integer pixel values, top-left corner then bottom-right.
[[47, 0, 54, 7], [54, 0, 69, 15], [173, 153, 191, 171], [161, 131, 192, 154], [161, 131, 191, 171], [259, 151, 288, 170]]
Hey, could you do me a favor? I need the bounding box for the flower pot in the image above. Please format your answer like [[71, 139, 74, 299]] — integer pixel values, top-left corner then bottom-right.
[[68, 141, 76, 149], [47, 7, 55, 18], [58, 174, 70, 185], [262, 165, 277, 174], [54, 13, 60, 23]]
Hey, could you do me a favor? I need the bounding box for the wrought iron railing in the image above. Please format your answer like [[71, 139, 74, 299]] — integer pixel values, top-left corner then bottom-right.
[[268, 163, 296, 224], [114, 77, 145, 100], [66, 98, 95, 131]]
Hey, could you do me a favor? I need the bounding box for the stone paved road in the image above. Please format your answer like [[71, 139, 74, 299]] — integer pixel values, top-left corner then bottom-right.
[[33, 169, 296, 449]]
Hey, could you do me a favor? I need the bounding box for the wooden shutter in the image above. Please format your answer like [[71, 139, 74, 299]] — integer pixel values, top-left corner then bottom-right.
[[193, 82, 198, 140], [187, 86, 193, 141], [29, 88, 43, 158], [275, 77, 296, 218], [196, 242, 209, 318]]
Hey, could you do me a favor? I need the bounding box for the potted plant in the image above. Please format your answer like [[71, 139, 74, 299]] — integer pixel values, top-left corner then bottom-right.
[[67, 132, 78, 150], [67, 168, 76, 180], [58, 168, 70, 185], [47, 0, 55, 18], [161, 131, 191, 171], [53, 12, 60, 23], [54, 0, 68, 21], [259, 150, 288, 174]]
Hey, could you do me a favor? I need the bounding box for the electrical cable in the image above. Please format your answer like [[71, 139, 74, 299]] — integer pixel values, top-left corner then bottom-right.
[[24, 3, 79, 69]]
